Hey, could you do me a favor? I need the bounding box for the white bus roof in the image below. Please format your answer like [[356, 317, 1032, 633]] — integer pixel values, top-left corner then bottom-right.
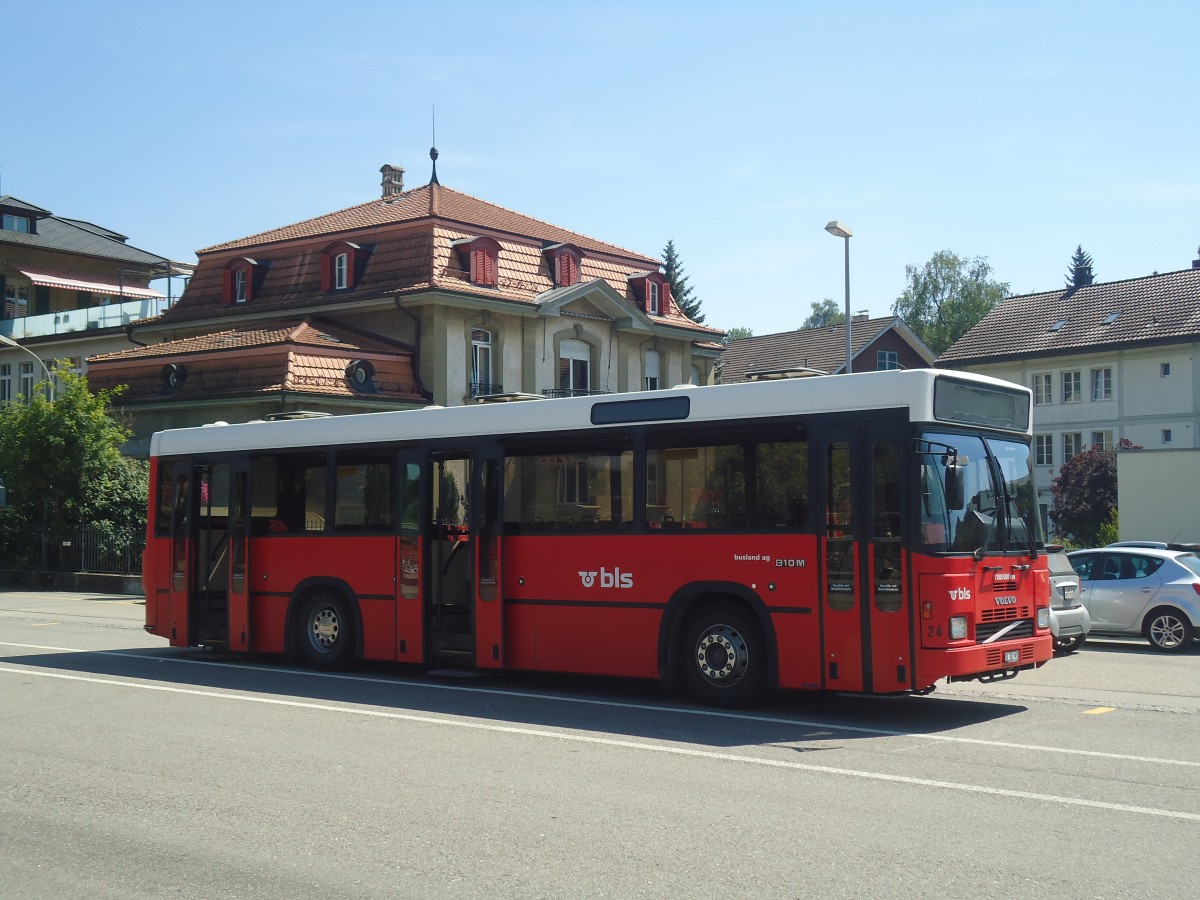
[[149, 369, 1030, 457]]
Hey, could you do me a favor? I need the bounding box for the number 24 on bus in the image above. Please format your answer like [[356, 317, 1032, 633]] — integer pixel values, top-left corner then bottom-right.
[[142, 369, 1053, 707]]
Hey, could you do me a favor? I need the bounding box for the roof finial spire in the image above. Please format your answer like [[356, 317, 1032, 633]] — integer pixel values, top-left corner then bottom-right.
[[429, 105, 440, 185]]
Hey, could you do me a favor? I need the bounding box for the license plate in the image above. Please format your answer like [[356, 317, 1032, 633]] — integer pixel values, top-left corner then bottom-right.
[[1004, 649, 1020, 664]]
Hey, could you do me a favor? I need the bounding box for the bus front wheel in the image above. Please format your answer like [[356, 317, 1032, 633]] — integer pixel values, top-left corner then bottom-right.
[[681, 602, 766, 708], [296, 592, 354, 670]]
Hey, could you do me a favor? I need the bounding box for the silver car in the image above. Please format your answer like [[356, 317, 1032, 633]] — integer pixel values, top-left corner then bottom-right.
[[1047, 545, 1089, 652], [1068, 548, 1200, 652]]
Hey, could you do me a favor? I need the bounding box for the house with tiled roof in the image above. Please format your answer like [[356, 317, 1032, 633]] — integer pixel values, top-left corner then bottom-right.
[[0, 195, 191, 405], [92, 160, 724, 453], [718, 316, 935, 383], [938, 251, 1200, 537]]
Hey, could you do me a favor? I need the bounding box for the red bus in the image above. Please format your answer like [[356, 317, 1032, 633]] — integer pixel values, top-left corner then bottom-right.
[[142, 368, 1052, 706]]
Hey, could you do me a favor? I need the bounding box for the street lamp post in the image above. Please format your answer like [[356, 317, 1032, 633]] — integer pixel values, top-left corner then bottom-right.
[[0, 333, 55, 400], [824, 221, 853, 373]]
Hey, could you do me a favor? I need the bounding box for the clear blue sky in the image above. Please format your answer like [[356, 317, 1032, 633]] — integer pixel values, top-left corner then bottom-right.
[[6, 1, 1198, 337]]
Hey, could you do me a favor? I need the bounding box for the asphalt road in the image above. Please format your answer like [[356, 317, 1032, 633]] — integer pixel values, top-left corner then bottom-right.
[[2, 591, 1197, 899]]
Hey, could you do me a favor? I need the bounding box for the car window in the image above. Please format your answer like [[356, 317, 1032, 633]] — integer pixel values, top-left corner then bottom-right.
[[1070, 554, 1096, 579], [1125, 555, 1162, 579], [1048, 552, 1075, 576], [1171, 553, 1200, 577]]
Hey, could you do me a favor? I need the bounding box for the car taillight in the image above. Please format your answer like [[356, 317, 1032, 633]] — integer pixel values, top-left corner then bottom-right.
[[1193, 583, 1200, 597]]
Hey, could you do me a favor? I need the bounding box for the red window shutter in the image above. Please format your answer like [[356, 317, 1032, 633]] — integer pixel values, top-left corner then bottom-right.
[[320, 253, 332, 291], [222, 268, 233, 303]]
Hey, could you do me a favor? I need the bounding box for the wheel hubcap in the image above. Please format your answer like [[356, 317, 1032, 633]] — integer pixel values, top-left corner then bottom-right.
[[1150, 616, 1184, 648], [310, 606, 340, 651], [696, 624, 749, 684]]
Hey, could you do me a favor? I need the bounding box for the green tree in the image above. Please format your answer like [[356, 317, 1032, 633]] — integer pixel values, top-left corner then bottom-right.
[[892, 250, 1008, 355], [1049, 439, 1137, 546], [1065, 244, 1096, 288], [0, 365, 147, 530], [723, 326, 754, 344], [802, 298, 844, 329], [661, 239, 704, 323]]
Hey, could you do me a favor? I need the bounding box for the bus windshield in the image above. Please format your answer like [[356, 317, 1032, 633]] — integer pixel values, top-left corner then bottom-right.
[[918, 430, 1044, 555]]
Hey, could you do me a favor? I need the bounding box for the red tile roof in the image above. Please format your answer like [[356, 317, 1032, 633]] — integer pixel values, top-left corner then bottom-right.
[[86, 319, 423, 405], [939, 267, 1200, 365], [201, 182, 657, 263]]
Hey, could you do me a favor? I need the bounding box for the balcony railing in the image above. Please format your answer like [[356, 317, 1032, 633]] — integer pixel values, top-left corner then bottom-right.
[[469, 382, 503, 397], [542, 388, 612, 398], [0, 296, 170, 340]]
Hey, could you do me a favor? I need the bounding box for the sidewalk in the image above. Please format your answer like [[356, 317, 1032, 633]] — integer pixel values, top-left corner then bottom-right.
[[0, 569, 142, 596]]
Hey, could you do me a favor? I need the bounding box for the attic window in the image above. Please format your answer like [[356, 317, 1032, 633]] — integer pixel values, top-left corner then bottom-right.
[[1048, 318, 1068, 333], [451, 237, 500, 288], [320, 241, 369, 292], [223, 257, 268, 305], [2, 214, 32, 234], [543, 243, 583, 288], [1103, 311, 1121, 325], [627, 272, 670, 316]]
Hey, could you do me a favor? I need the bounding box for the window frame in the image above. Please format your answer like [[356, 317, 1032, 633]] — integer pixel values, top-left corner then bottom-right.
[[1062, 370, 1081, 404], [1032, 373, 1052, 406], [1090, 367, 1112, 401], [1063, 432, 1082, 462], [1034, 434, 1053, 466]]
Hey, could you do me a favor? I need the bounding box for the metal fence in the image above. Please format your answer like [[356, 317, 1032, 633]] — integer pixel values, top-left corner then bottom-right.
[[0, 524, 145, 576]]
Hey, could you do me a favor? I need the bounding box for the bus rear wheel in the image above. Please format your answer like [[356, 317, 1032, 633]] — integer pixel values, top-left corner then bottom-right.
[[681, 602, 766, 708], [296, 592, 354, 670]]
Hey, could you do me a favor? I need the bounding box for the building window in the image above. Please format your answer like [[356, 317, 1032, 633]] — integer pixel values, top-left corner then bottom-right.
[[1091, 367, 1112, 401], [877, 350, 899, 370], [1062, 371, 1081, 403], [321, 241, 367, 291], [53, 357, 83, 395], [2, 213, 31, 233], [1063, 432, 1082, 462], [557, 338, 591, 396], [1161, 363, 1171, 377], [18, 361, 37, 400], [1033, 373, 1052, 406], [690, 364, 701, 386], [4, 284, 29, 319], [471, 329, 497, 396], [224, 257, 267, 304], [1163, 429, 1173, 444], [1091, 431, 1111, 453], [1035, 435, 1053, 466], [644, 350, 661, 391], [0, 363, 11, 405], [648, 282, 660, 315]]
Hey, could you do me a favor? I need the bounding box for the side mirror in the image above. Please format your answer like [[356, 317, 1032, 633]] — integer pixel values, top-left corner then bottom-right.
[[944, 455, 967, 511]]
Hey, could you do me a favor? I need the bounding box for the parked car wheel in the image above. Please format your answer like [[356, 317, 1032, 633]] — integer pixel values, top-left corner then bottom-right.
[[1143, 607, 1194, 653]]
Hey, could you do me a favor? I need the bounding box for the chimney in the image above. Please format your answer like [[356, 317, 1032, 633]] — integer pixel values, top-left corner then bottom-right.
[[380, 164, 405, 199], [1192, 245, 1200, 269]]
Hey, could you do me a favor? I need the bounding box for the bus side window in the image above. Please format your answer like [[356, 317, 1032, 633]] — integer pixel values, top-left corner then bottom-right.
[[256, 452, 327, 532], [755, 440, 808, 529], [646, 444, 745, 530], [156, 460, 178, 536], [334, 449, 396, 531]]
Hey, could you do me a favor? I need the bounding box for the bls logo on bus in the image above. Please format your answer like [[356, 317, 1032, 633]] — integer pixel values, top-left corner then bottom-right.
[[579, 567, 634, 589]]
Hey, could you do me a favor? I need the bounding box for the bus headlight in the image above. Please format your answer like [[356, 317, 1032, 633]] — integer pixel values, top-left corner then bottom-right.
[[1037, 607, 1050, 629], [950, 616, 968, 640]]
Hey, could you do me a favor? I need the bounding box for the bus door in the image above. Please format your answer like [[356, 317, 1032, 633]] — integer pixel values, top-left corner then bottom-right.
[[227, 460, 251, 652], [192, 462, 234, 649], [166, 458, 193, 646], [396, 450, 425, 662], [818, 426, 909, 693], [428, 454, 474, 662], [472, 447, 504, 668]]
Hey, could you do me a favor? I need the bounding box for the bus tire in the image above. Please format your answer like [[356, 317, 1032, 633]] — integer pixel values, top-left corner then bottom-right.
[[1143, 606, 1194, 653], [681, 602, 766, 708], [296, 591, 355, 670]]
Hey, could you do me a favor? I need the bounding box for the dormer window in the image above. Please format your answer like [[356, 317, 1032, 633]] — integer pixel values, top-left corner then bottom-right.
[[543, 243, 583, 288], [2, 213, 32, 234], [453, 236, 501, 288], [627, 271, 670, 316], [223, 257, 267, 305], [320, 241, 369, 292]]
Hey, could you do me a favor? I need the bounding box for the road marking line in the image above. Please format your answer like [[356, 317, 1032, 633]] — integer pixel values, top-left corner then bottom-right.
[[1085, 707, 1117, 715], [2, 640, 1198, 770], [30, 622, 61, 627], [1, 662, 1197, 823]]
